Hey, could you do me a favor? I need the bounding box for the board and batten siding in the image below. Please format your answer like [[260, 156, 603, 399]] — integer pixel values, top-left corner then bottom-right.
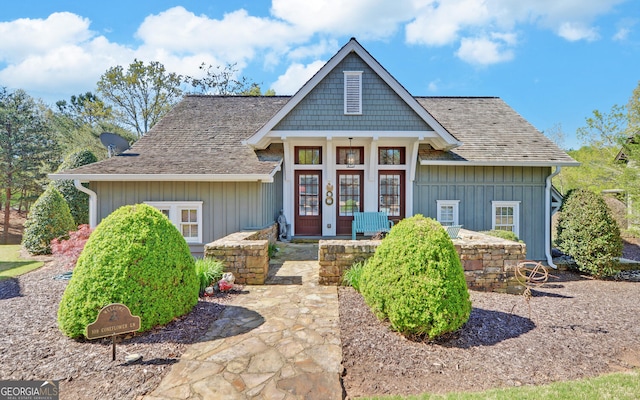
[[414, 165, 550, 260], [90, 176, 283, 255], [261, 169, 284, 228], [274, 52, 432, 132]]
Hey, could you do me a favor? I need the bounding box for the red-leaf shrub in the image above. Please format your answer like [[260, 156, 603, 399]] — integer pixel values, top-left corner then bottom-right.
[[51, 224, 93, 269]]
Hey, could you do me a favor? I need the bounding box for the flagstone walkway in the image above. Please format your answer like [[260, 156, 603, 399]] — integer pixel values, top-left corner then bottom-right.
[[144, 243, 343, 399]]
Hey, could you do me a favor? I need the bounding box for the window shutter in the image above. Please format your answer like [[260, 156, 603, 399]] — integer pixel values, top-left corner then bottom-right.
[[344, 72, 362, 114]]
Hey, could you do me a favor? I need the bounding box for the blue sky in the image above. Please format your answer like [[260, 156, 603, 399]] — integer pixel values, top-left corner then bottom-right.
[[1, 1, 639, 149]]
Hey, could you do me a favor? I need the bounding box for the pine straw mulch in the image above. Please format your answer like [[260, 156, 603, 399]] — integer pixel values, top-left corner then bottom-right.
[[340, 267, 640, 398]]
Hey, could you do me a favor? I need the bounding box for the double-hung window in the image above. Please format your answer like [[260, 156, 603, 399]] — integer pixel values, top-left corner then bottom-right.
[[145, 201, 203, 243], [492, 201, 520, 236], [437, 200, 460, 226]]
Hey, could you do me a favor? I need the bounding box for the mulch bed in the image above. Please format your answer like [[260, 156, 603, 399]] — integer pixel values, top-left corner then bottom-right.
[[340, 262, 640, 397], [0, 259, 239, 400], [1, 239, 640, 399]]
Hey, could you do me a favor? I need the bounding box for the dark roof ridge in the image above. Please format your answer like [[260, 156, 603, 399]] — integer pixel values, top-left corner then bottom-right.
[[414, 96, 500, 99], [184, 94, 291, 98]]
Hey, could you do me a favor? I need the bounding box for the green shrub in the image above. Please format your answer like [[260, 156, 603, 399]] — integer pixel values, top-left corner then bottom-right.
[[343, 260, 367, 292], [57, 204, 198, 338], [52, 150, 98, 225], [360, 215, 471, 339], [268, 243, 278, 259], [556, 189, 623, 278], [22, 186, 76, 255], [195, 257, 224, 295], [481, 229, 522, 242]]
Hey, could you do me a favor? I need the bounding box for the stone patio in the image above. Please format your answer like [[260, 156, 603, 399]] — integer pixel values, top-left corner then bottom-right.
[[143, 243, 343, 400]]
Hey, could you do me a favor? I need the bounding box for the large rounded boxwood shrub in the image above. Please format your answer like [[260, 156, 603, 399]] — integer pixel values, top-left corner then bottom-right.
[[556, 189, 622, 278], [22, 186, 76, 255], [360, 215, 471, 339], [52, 149, 98, 226], [57, 204, 198, 338]]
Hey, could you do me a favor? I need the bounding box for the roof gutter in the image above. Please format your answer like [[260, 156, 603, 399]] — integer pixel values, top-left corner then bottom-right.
[[545, 166, 562, 269], [420, 160, 580, 167], [49, 173, 276, 183], [74, 180, 97, 229]]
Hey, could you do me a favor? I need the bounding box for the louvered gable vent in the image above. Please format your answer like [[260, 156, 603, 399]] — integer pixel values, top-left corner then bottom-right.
[[344, 71, 362, 115]]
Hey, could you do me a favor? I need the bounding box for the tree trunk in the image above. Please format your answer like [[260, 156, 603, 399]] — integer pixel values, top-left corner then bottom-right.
[[2, 186, 11, 244]]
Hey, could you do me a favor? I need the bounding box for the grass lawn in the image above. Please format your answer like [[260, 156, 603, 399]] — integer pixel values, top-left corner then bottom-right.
[[359, 369, 640, 400], [0, 245, 44, 280]]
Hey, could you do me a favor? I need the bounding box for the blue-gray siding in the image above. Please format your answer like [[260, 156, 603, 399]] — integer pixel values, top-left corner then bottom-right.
[[414, 165, 551, 260], [274, 52, 432, 131], [260, 170, 283, 228], [91, 177, 283, 255]]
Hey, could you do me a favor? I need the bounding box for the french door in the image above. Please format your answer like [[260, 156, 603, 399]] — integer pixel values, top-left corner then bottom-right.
[[336, 170, 364, 235], [295, 170, 322, 235], [379, 170, 405, 225]]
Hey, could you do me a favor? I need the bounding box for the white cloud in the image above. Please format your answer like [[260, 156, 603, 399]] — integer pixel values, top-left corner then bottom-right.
[[286, 39, 340, 60], [0, 1, 630, 100], [612, 18, 636, 41], [406, 0, 491, 46], [613, 27, 630, 41], [456, 36, 515, 65], [0, 12, 93, 63], [427, 80, 439, 92], [271, 0, 416, 39], [405, 0, 624, 46], [557, 22, 599, 41], [271, 60, 325, 95], [135, 7, 303, 63], [0, 32, 134, 99]]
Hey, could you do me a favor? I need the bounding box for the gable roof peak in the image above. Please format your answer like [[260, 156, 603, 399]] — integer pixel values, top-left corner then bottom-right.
[[246, 38, 461, 150]]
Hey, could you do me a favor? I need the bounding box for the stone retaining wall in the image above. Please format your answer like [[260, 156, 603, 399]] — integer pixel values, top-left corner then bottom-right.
[[204, 224, 277, 285], [319, 229, 528, 294], [454, 230, 527, 294], [318, 240, 380, 285]]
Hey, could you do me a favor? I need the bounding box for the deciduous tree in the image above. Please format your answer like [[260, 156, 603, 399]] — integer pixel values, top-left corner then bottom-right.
[[97, 60, 183, 137], [187, 63, 275, 96]]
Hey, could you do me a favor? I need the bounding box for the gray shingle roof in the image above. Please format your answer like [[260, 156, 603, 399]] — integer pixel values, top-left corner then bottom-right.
[[60, 95, 289, 177], [56, 95, 576, 180], [416, 97, 577, 165]]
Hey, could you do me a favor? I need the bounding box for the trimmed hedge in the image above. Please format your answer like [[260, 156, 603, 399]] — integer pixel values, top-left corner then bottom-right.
[[52, 149, 98, 225], [556, 189, 622, 278], [22, 186, 76, 255], [360, 215, 471, 339], [57, 204, 198, 338]]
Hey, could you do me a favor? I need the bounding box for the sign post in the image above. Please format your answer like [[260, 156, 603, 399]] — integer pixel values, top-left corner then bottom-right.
[[86, 303, 141, 361]]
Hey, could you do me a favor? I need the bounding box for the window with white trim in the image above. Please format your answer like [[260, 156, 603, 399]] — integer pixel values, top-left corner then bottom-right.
[[145, 201, 203, 243], [492, 201, 520, 236], [344, 71, 362, 115], [437, 200, 460, 226]]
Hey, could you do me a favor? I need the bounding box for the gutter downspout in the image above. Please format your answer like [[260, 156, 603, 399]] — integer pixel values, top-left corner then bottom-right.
[[74, 180, 97, 229], [545, 166, 561, 269]]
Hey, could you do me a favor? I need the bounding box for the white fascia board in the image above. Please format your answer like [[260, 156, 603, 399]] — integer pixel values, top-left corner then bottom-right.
[[419, 160, 581, 167], [48, 173, 275, 183], [245, 39, 461, 150], [267, 130, 439, 139]]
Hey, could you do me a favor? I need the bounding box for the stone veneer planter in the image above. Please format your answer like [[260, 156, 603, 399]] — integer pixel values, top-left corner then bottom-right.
[[204, 224, 277, 285], [319, 229, 528, 294]]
